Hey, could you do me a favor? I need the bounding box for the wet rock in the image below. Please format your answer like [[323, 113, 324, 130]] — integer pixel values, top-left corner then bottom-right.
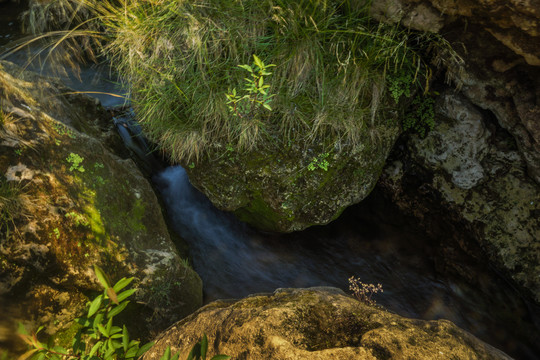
[[0, 60, 202, 345], [143, 288, 512, 360], [379, 91, 540, 303]]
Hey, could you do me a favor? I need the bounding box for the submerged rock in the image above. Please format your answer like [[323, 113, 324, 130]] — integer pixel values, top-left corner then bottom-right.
[[143, 288, 511, 360], [0, 60, 202, 347]]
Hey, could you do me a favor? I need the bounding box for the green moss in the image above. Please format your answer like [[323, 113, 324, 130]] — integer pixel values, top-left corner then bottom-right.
[[53, 321, 84, 349], [235, 192, 284, 232]]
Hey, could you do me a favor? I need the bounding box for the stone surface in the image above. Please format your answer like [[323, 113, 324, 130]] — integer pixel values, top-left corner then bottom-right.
[[185, 123, 400, 233], [0, 60, 202, 348], [143, 288, 512, 360], [379, 91, 540, 303], [370, 0, 540, 184]]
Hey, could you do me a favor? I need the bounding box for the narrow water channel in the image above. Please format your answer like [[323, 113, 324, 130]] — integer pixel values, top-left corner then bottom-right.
[[1, 2, 539, 358], [155, 166, 540, 360]]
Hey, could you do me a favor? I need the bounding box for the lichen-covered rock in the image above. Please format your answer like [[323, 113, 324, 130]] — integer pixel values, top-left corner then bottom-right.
[[380, 91, 540, 303], [0, 60, 202, 346], [143, 288, 511, 360], [185, 124, 399, 233], [371, 0, 540, 184]]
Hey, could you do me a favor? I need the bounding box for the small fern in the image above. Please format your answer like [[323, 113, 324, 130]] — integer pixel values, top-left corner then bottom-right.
[[403, 95, 436, 137]]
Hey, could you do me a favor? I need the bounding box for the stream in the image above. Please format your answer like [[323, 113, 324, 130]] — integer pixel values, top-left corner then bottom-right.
[[1, 2, 539, 359]]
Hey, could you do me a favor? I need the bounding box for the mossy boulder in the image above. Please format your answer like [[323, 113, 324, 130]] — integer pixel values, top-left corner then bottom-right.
[[186, 124, 399, 233], [0, 60, 202, 348], [143, 287, 511, 360]]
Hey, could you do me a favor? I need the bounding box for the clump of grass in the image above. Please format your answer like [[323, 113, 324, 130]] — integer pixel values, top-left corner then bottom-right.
[[13, 0, 103, 77], [97, 0, 458, 161], [0, 177, 24, 240], [14, 0, 461, 161]]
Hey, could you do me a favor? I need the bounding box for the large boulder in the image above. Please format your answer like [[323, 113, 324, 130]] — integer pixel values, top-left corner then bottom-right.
[[379, 91, 540, 303], [185, 124, 399, 232], [0, 60, 202, 348], [143, 288, 511, 360]]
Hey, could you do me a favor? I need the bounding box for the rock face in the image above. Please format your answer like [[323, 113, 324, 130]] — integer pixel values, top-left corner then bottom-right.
[[0, 60, 202, 347], [185, 124, 399, 232], [370, 0, 540, 304], [371, 0, 540, 184], [379, 91, 540, 303], [143, 288, 511, 360]]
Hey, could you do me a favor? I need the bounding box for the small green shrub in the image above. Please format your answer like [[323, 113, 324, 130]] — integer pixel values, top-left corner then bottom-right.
[[307, 152, 330, 172], [66, 153, 85, 172], [403, 95, 436, 137], [18, 266, 230, 360]]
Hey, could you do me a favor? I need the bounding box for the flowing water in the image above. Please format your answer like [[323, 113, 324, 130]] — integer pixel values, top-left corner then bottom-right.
[[1, 2, 539, 358], [154, 167, 540, 360]]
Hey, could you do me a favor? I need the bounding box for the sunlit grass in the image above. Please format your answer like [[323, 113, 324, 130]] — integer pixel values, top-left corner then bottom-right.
[[11, 0, 462, 161]]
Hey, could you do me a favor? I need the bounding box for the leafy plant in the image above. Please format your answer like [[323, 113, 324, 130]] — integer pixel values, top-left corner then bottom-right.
[[403, 94, 436, 137], [348, 276, 383, 306], [307, 152, 330, 172], [388, 72, 414, 103], [18, 265, 152, 360], [66, 153, 85, 172], [65, 211, 89, 227], [226, 55, 276, 118], [18, 266, 230, 360]]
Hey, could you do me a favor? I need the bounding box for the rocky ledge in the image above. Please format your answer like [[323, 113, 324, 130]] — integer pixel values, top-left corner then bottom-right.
[[144, 287, 511, 360]]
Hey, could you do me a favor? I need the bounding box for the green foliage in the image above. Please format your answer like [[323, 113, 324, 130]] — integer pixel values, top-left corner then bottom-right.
[[65, 211, 89, 227], [66, 153, 85, 172], [53, 123, 76, 139], [403, 95, 436, 137], [307, 152, 330, 172], [388, 72, 414, 103], [226, 55, 275, 117], [18, 265, 150, 360], [18, 266, 229, 360]]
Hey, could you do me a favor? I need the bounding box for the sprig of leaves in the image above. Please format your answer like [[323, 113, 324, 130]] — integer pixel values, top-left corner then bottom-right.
[[226, 54, 276, 118], [18, 266, 230, 360], [18, 265, 151, 360]]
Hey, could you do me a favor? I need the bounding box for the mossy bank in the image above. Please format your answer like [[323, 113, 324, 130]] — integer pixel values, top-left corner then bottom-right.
[[0, 60, 202, 351]]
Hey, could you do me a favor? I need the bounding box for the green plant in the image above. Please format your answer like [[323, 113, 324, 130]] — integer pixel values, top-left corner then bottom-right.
[[66, 153, 85, 172], [226, 55, 275, 116], [14, 148, 23, 156], [65, 211, 89, 227], [19, 265, 153, 360], [307, 152, 330, 171], [18, 266, 230, 360], [403, 94, 436, 137], [53, 228, 61, 239], [388, 72, 414, 103], [348, 276, 383, 306]]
